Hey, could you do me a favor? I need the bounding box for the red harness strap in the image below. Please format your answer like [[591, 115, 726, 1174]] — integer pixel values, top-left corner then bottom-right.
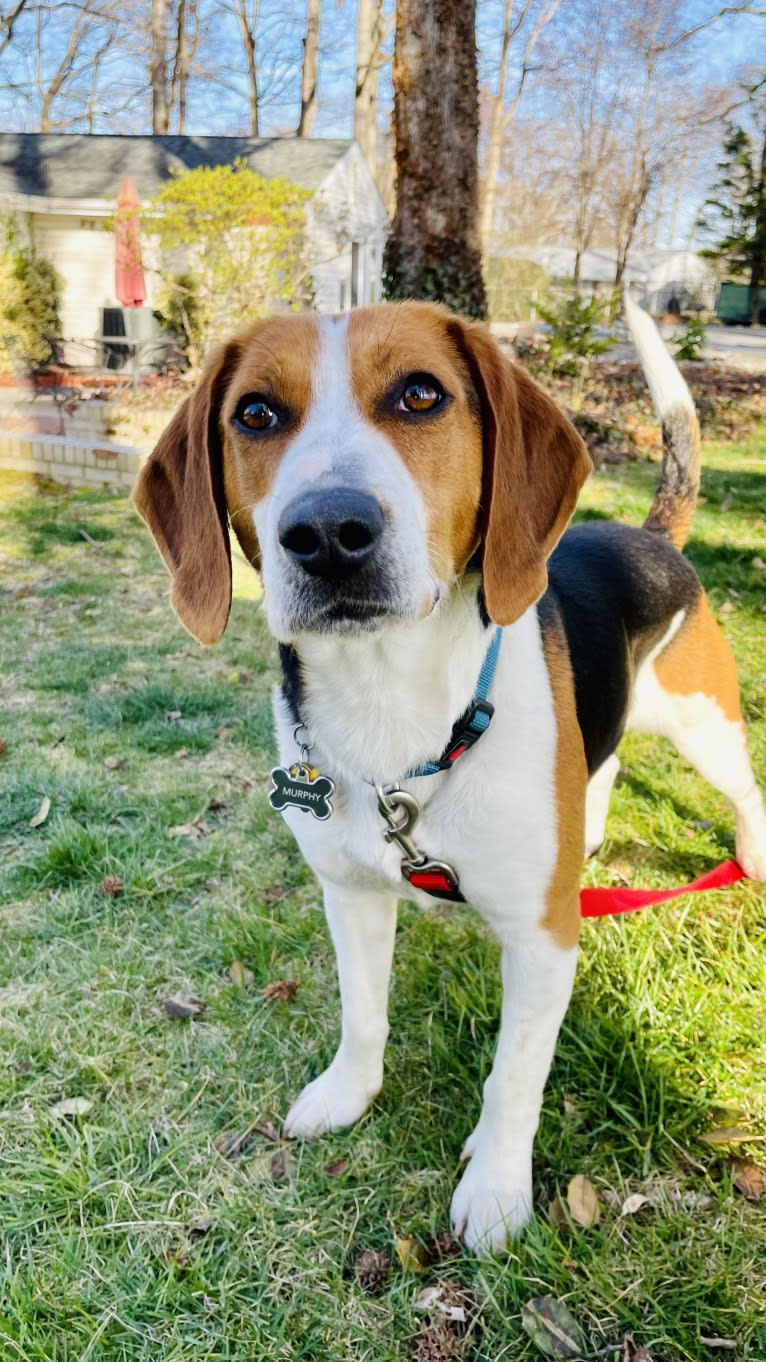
[[580, 858, 746, 918]]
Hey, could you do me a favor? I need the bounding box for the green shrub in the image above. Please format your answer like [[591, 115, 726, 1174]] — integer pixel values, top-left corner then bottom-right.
[[538, 291, 617, 377], [537, 291, 617, 410], [147, 162, 311, 361], [153, 271, 204, 369], [673, 317, 707, 361], [0, 218, 62, 372]]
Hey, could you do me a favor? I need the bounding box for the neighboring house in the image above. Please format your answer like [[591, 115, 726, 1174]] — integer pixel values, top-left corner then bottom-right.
[[0, 133, 389, 367], [498, 243, 718, 313]]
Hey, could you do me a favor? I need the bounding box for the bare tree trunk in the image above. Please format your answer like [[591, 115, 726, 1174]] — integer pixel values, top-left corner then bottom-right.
[[236, 0, 259, 136], [171, 0, 201, 133], [480, 0, 561, 251], [151, 0, 169, 133], [384, 0, 486, 318], [297, 0, 320, 136], [481, 0, 515, 251], [614, 160, 651, 287], [354, 0, 385, 173], [750, 122, 766, 324]]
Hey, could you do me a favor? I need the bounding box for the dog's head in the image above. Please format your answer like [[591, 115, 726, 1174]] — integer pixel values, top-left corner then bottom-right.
[[134, 301, 592, 644]]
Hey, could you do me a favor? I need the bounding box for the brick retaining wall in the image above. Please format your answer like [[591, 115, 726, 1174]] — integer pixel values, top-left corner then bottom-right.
[[0, 430, 141, 490]]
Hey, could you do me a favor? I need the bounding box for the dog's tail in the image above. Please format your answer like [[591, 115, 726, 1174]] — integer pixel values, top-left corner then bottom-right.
[[624, 289, 701, 551]]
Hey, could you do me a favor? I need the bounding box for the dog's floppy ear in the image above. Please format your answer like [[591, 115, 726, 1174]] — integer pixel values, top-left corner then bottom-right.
[[451, 321, 592, 626], [133, 341, 240, 645]]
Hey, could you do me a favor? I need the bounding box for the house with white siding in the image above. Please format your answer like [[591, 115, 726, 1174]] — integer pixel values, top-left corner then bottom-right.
[[0, 133, 389, 368]]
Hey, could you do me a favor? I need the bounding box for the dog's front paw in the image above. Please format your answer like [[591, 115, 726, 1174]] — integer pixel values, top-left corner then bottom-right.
[[736, 835, 766, 882], [283, 1060, 380, 1138], [450, 1157, 532, 1255]]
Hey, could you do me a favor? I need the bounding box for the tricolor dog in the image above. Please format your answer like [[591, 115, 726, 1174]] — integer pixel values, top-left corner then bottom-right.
[[135, 296, 766, 1253]]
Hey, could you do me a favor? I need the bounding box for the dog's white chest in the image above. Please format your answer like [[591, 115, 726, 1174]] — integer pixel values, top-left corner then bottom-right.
[[271, 608, 561, 923]]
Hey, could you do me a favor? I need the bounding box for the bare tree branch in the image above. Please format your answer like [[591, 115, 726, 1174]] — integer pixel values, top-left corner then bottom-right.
[[297, 0, 320, 137], [0, 0, 29, 56], [480, 0, 562, 248], [655, 2, 766, 53]]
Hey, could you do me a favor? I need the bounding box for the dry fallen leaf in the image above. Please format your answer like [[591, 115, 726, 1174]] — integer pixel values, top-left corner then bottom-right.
[[548, 1197, 569, 1231], [623, 1337, 654, 1362], [0, 738, 9, 756], [102, 755, 127, 771], [233, 776, 254, 791], [216, 1129, 254, 1159], [166, 818, 208, 840], [429, 1230, 462, 1262], [163, 991, 204, 1020], [412, 1283, 472, 1325], [325, 1157, 350, 1177], [261, 979, 299, 1003], [732, 1160, 764, 1200], [100, 875, 124, 897], [620, 1193, 651, 1216], [566, 1173, 600, 1227], [216, 727, 234, 741], [188, 1217, 215, 1239], [29, 795, 51, 828], [50, 1097, 93, 1118], [521, 1296, 584, 1358], [166, 709, 182, 721], [700, 1126, 752, 1145], [395, 1236, 429, 1274], [228, 960, 254, 989], [253, 1119, 280, 1143], [216, 1118, 279, 1159], [752, 556, 766, 573], [699, 1338, 737, 1352], [270, 1149, 294, 1181]]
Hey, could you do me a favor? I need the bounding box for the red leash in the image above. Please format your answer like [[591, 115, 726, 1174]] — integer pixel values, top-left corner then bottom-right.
[[580, 859, 747, 918]]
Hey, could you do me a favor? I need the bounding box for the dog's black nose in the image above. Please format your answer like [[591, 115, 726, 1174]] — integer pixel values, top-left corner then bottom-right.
[[278, 488, 385, 581]]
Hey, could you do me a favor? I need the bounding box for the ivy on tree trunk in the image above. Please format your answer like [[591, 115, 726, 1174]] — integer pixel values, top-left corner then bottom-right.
[[383, 0, 487, 320]]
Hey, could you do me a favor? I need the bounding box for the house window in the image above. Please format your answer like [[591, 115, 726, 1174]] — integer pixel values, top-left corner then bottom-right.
[[351, 241, 361, 308]]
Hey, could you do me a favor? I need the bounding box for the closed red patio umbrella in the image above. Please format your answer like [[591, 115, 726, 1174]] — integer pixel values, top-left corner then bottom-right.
[[114, 177, 146, 308]]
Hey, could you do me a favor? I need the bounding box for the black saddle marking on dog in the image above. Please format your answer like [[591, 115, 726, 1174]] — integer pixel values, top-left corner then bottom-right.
[[543, 521, 701, 775]]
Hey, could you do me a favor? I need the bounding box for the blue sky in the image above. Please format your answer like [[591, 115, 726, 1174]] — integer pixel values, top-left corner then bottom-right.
[[1, 1, 760, 140]]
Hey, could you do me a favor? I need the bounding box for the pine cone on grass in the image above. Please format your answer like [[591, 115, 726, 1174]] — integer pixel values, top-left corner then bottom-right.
[[412, 1324, 466, 1362], [354, 1247, 391, 1295]]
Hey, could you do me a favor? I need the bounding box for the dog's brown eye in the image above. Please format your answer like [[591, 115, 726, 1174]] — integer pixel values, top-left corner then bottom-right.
[[397, 374, 445, 414], [234, 396, 280, 433]]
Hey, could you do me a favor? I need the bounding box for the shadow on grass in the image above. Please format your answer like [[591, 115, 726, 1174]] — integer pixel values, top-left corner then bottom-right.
[[3, 488, 118, 558], [698, 465, 766, 522]]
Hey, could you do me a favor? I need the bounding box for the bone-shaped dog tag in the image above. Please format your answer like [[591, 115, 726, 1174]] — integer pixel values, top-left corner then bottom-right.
[[269, 764, 335, 821]]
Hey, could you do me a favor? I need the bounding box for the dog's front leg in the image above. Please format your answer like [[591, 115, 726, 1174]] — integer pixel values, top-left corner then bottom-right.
[[283, 882, 398, 1137], [451, 925, 578, 1254]]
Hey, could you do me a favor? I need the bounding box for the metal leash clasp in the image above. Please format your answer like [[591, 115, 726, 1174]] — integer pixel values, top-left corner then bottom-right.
[[374, 784, 463, 897], [375, 785, 425, 869]]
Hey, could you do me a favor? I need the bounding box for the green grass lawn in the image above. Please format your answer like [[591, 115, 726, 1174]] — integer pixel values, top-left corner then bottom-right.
[[0, 435, 765, 1362]]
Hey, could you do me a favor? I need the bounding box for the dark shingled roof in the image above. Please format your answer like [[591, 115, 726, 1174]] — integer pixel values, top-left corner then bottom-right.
[[0, 133, 354, 201]]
